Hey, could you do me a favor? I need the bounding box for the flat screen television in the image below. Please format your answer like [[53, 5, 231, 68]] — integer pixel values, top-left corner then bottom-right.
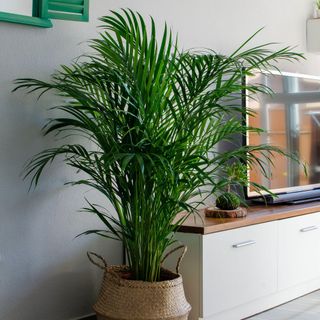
[[244, 70, 320, 204]]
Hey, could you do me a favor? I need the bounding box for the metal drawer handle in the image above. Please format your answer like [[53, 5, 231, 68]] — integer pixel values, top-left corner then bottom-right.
[[300, 226, 318, 233], [232, 240, 256, 248]]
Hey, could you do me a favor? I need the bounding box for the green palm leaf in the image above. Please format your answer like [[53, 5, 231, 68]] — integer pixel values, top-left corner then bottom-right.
[[15, 9, 304, 281]]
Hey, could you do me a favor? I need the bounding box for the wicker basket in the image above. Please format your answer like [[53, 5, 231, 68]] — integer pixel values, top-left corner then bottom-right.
[[88, 246, 191, 320]]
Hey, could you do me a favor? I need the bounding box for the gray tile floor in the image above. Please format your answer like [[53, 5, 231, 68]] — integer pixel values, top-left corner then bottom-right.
[[247, 290, 320, 320]]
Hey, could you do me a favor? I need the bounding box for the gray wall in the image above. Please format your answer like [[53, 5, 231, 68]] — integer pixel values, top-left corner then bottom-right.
[[0, 1, 319, 319]]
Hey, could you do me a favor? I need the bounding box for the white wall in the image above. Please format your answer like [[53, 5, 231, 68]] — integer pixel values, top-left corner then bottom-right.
[[0, 0, 33, 16], [0, 1, 319, 319], [0, 3, 121, 320]]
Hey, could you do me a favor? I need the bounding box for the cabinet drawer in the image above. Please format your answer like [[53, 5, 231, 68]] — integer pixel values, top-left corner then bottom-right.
[[278, 212, 320, 290], [202, 222, 278, 317]]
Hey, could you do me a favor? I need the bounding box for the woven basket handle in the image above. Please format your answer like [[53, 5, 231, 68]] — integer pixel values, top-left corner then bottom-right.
[[87, 251, 108, 270], [161, 245, 187, 274]]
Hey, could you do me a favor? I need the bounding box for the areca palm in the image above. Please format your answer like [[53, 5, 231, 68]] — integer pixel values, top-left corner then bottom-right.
[[15, 9, 303, 282]]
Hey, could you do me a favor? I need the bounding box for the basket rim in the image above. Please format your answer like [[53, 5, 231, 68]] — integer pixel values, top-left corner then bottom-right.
[[104, 265, 183, 288]]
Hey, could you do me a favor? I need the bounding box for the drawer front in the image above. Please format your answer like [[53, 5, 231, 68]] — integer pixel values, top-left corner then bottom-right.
[[202, 222, 278, 317], [278, 212, 320, 290]]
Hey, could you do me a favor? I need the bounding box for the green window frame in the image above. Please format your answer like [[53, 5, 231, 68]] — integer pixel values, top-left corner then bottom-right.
[[0, 0, 52, 28], [0, 0, 89, 28], [45, 0, 89, 22]]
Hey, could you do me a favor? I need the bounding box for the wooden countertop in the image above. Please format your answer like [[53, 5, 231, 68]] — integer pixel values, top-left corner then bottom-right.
[[176, 201, 320, 235]]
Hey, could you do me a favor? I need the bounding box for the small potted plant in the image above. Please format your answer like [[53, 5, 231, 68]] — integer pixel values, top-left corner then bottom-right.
[[205, 163, 248, 218]]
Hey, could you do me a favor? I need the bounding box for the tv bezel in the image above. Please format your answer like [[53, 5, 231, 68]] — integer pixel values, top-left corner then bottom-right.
[[243, 69, 320, 201]]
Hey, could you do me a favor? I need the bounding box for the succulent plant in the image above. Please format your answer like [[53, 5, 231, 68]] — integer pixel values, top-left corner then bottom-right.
[[216, 192, 241, 210]]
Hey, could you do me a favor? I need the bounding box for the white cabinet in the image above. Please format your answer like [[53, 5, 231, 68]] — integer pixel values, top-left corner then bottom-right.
[[174, 211, 320, 320], [278, 212, 320, 290], [202, 222, 277, 316]]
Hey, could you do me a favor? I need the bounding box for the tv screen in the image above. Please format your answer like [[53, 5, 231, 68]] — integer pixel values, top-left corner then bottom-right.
[[245, 71, 320, 199]]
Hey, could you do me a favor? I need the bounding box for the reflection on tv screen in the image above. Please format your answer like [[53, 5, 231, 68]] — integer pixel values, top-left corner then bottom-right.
[[247, 72, 320, 196]]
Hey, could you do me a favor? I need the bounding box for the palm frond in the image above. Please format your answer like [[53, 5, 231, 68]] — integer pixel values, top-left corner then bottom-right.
[[15, 9, 304, 281]]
